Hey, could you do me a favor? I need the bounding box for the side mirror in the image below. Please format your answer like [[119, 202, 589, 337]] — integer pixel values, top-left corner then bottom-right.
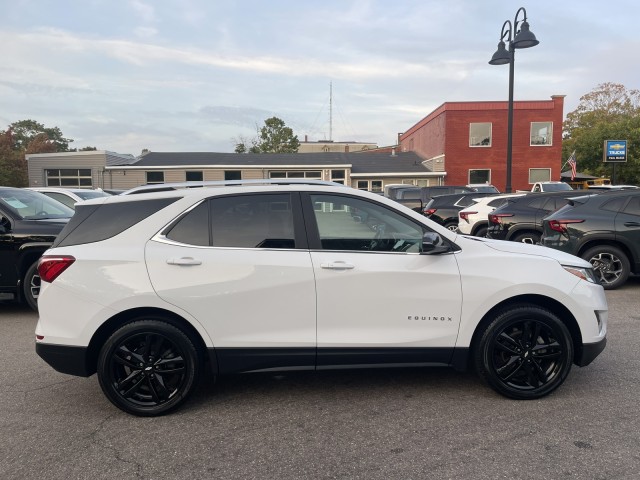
[[422, 232, 450, 255], [0, 216, 11, 234]]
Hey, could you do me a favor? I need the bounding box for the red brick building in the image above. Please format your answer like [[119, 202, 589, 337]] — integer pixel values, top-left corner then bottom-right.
[[398, 95, 565, 192]]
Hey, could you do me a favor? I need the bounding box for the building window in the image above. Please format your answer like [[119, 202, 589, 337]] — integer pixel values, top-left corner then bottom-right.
[[529, 168, 551, 183], [186, 171, 203, 182], [331, 169, 345, 185], [531, 122, 553, 146], [469, 123, 492, 147], [469, 169, 491, 184], [46, 169, 92, 187], [269, 171, 322, 179], [224, 170, 241, 181], [355, 180, 383, 192], [146, 171, 165, 184]]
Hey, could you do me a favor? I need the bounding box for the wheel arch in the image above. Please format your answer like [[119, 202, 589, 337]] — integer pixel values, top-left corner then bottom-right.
[[467, 294, 582, 367], [86, 307, 216, 377], [470, 221, 488, 236]]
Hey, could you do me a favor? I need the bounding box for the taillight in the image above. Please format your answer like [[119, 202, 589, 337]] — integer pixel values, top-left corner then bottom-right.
[[488, 213, 513, 224], [424, 208, 437, 216], [548, 219, 584, 233], [460, 211, 476, 223], [38, 255, 76, 283]]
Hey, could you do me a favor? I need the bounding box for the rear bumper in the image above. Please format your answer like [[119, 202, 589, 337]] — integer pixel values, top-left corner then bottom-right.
[[35, 342, 94, 377], [576, 336, 607, 367]]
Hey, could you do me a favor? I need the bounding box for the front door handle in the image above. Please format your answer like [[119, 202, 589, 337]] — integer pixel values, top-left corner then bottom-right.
[[166, 257, 202, 266], [624, 222, 640, 227], [320, 261, 355, 270]]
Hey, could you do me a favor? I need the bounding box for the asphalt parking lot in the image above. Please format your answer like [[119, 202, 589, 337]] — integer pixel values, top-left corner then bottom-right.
[[1, 278, 639, 480]]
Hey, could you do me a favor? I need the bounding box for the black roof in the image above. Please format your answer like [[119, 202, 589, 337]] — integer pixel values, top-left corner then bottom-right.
[[127, 151, 432, 175]]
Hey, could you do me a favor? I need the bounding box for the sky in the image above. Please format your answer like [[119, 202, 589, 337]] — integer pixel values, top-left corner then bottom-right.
[[2, 0, 639, 155]]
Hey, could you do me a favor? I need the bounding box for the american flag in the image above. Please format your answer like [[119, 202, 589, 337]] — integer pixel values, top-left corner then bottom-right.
[[568, 150, 577, 180]]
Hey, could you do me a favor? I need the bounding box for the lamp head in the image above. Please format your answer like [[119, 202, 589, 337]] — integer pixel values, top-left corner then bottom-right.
[[513, 21, 539, 48], [489, 40, 511, 65]]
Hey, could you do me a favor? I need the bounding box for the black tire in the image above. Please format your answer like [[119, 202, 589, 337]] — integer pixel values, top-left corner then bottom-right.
[[474, 226, 488, 238], [23, 261, 40, 311], [474, 305, 573, 400], [512, 232, 541, 244], [97, 319, 200, 416], [581, 245, 630, 290]]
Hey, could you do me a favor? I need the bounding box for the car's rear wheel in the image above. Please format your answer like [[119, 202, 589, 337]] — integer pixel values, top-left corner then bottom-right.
[[444, 221, 458, 232], [97, 319, 199, 416], [512, 232, 541, 244], [581, 245, 630, 290], [23, 261, 40, 311], [474, 226, 488, 238], [474, 305, 573, 400]]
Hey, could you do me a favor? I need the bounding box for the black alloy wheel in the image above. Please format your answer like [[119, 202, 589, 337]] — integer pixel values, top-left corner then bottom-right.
[[97, 320, 199, 416], [474, 306, 573, 400], [582, 245, 630, 290], [23, 261, 40, 311]]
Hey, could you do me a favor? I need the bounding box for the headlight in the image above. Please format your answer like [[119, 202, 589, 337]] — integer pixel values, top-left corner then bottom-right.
[[563, 265, 598, 284]]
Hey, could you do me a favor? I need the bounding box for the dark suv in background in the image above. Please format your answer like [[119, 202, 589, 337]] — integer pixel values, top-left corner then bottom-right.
[[423, 192, 496, 230], [0, 187, 73, 309], [487, 191, 585, 244], [542, 189, 640, 289]]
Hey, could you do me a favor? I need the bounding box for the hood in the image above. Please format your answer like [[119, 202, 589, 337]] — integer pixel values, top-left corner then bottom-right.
[[459, 235, 591, 268]]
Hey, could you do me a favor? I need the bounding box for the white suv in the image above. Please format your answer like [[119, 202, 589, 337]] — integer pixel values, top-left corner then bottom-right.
[[457, 193, 526, 237], [35, 180, 607, 416]]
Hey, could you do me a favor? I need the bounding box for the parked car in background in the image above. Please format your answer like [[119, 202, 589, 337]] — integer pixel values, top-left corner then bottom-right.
[[521, 182, 574, 193], [26, 187, 111, 209], [542, 189, 640, 289], [487, 191, 585, 244], [0, 187, 74, 309], [423, 192, 495, 231], [457, 193, 527, 237], [388, 185, 475, 213], [35, 179, 606, 416], [466, 184, 500, 193]]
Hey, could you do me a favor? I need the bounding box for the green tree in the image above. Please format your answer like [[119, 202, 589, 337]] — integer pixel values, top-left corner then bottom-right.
[[0, 131, 28, 187], [234, 117, 299, 154], [563, 83, 640, 184], [6, 119, 73, 152]]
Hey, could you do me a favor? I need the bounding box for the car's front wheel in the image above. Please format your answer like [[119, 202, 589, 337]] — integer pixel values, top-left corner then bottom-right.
[[474, 305, 573, 400], [581, 245, 630, 290], [23, 261, 40, 311], [97, 319, 200, 416]]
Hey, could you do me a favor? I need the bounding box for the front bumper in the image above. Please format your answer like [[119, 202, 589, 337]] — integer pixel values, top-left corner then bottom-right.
[[575, 336, 607, 367]]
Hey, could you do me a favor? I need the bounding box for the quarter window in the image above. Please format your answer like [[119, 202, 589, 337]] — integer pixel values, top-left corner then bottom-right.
[[621, 196, 640, 216], [531, 122, 553, 146], [469, 123, 492, 147], [309, 194, 425, 253]]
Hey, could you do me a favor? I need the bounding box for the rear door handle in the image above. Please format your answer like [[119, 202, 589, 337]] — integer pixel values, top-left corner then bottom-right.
[[624, 222, 640, 227], [320, 261, 355, 270], [166, 257, 202, 266]]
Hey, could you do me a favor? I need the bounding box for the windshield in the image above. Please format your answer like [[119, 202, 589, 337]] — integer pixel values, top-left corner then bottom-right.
[[0, 189, 75, 220], [75, 190, 111, 200], [544, 183, 573, 192]]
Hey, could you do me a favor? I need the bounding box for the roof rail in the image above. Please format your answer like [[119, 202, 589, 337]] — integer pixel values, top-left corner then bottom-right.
[[122, 179, 347, 195]]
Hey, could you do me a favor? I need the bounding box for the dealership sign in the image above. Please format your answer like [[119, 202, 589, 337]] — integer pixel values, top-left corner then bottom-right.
[[603, 140, 627, 162]]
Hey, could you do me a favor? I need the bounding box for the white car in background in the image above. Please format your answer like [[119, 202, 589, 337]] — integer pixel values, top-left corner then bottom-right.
[[458, 193, 526, 237], [26, 187, 111, 209]]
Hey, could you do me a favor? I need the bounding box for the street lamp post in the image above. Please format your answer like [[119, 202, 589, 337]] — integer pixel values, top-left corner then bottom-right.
[[489, 7, 539, 193]]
